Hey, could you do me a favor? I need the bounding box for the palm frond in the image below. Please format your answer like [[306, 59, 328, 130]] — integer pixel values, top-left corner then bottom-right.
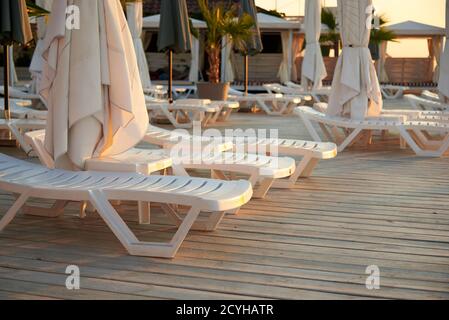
[[26, 0, 50, 18], [197, 0, 255, 83]]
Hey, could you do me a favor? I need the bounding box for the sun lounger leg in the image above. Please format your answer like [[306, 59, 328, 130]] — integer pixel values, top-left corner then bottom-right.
[[272, 155, 318, 189], [221, 109, 233, 121], [89, 190, 202, 258], [138, 201, 151, 225], [300, 114, 323, 142], [172, 164, 190, 177], [398, 127, 428, 156], [436, 134, 449, 156], [0, 192, 30, 231], [211, 170, 229, 180], [338, 128, 363, 152], [253, 178, 275, 199], [256, 98, 275, 115], [298, 156, 320, 178], [161, 204, 225, 231]]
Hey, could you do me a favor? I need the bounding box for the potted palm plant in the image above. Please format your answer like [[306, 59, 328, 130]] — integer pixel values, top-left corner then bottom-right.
[[196, 0, 255, 100]]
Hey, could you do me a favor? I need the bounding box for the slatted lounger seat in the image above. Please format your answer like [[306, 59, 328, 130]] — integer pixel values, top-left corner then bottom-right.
[[228, 90, 302, 116], [405, 94, 449, 112], [144, 125, 337, 189], [146, 98, 238, 128], [146, 98, 219, 128], [381, 109, 449, 122], [25, 130, 175, 223], [314, 101, 449, 123], [295, 106, 449, 157], [144, 125, 234, 152], [0, 153, 252, 258], [171, 152, 296, 199], [274, 82, 332, 103], [26, 130, 295, 199]]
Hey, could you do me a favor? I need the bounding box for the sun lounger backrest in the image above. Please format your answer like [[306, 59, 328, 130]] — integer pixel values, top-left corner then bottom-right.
[[24, 130, 55, 169]]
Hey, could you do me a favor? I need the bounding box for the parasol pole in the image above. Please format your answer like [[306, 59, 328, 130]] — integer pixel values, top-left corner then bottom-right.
[[168, 49, 173, 103], [244, 54, 249, 95]]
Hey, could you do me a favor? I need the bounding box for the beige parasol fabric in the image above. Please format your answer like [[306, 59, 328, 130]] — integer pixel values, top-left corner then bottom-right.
[[40, 0, 148, 170], [30, 0, 53, 94], [377, 41, 389, 83], [438, 0, 449, 101], [327, 0, 382, 120], [221, 37, 235, 83], [301, 0, 327, 90], [126, 0, 151, 90], [278, 31, 293, 83]]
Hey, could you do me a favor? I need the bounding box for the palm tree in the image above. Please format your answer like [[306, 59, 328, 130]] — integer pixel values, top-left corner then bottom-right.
[[197, 0, 255, 83]]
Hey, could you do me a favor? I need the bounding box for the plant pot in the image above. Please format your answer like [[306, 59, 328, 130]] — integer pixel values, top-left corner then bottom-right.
[[321, 46, 331, 57], [196, 82, 230, 101], [369, 42, 380, 60]]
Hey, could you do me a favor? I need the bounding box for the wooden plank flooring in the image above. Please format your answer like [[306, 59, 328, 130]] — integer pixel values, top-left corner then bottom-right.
[[0, 103, 448, 299]]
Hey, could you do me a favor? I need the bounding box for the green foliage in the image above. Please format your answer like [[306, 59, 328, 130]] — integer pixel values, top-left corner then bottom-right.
[[321, 8, 337, 31], [197, 0, 255, 82], [370, 15, 397, 44], [319, 8, 340, 56], [197, 0, 254, 52], [319, 9, 397, 51], [26, 0, 50, 17]]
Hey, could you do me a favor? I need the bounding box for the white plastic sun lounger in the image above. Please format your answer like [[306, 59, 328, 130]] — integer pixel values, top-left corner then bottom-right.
[[144, 85, 197, 99], [0, 86, 41, 102], [283, 82, 332, 103], [380, 85, 411, 100], [143, 125, 297, 198], [209, 101, 240, 123], [25, 130, 175, 224], [146, 99, 220, 129], [146, 98, 239, 128], [0, 119, 47, 154], [380, 109, 449, 123], [26, 129, 294, 199], [313, 101, 449, 123], [144, 85, 167, 99], [143, 125, 234, 153], [296, 106, 449, 157], [144, 125, 337, 189], [263, 83, 312, 98], [228, 90, 302, 116], [405, 94, 449, 112], [0, 153, 252, 258], [420, 90, 444, 103], [0, 100, 47, 120], [172, 85, 197, 99]]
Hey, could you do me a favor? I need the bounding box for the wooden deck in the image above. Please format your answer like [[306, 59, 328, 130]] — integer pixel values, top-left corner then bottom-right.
[[0, 106, 449, 300]]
